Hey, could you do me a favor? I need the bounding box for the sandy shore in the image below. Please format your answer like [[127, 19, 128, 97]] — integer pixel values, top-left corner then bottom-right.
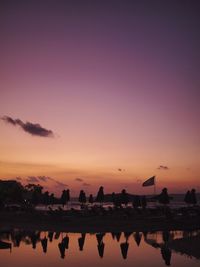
[[0, 209, 200, 233]]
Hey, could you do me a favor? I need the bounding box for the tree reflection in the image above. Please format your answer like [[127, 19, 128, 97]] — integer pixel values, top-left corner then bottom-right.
[[0, 229, 200, 263]]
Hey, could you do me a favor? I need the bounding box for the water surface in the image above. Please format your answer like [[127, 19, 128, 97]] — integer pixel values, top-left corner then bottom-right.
[[0, 229, 199, 267]]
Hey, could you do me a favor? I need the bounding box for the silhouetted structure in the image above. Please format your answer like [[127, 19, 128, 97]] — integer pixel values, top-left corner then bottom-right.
[[97, 242, 105, 258], [161, 246, 172, 266], [190, 189, 197, 205], [41, 237, 48, 253], [0, 240, 12, 252], [132, 195, 141, 209], [0, 180, 24, 204], [48, 232, 54, 242], [158, 188, 170, 205], [111, 232, 121, 242], [60, 189, 70, 207], [62, 235, 69, 249], [184, 190, 191, 205], [43, 191, 50, 207], [111, 192, 121, 207], [79, 190, 86, 206], [78, 233, 86, 251], [96, 186, 104, 205], [58, 241, 66, 259], [88, 194, 94, 204], [141, 196, 147, 209], [96, 233, 104, 245], [124, 232, 132, 241], [134, 232, 142, 246], [120, 241, 129, 259], [121, 189, 129, 206]]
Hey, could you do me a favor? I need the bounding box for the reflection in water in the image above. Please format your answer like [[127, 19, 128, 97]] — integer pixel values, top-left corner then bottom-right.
[[0, 229, 200, 266]]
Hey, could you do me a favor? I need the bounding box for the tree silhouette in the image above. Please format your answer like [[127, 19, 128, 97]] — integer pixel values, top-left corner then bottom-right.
[[49, 193, 55, 206], [190, 189, 197, 205], [60, 189, 70, 207], [120, 189, 129, 206], [141, 196, 147, 210], [184, 190, 191, 205], [132, 195, 141, 209], [79, 190, 86, 206], [112, 192, 121, 207], [43, 191, 50, 207], [88, 194, 94, 204], [96, 186, 104, 205]]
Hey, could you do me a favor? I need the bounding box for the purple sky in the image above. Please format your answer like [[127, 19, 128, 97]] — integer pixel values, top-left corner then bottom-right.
[[0, 0, 200, 195]]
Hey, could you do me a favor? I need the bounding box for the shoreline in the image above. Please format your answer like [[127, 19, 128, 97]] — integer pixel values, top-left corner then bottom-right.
[[1, 210, 200, 233]]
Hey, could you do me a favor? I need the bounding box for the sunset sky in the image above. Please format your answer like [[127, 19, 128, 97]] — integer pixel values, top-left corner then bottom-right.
[[0, 0, 200, 195]]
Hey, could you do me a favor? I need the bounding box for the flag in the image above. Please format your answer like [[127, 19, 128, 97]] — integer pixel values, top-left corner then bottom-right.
[[142, 176, 155, 187]]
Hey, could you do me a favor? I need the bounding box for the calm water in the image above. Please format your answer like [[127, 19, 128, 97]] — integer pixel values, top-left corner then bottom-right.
[[0, 229, 200, 267]]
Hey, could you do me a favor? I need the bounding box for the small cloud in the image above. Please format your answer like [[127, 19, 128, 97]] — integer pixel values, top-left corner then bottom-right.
[[38, 176, 50, 182], [83, 183, 91, 186], [118, 168, 125, 172], [157, 165, 169, 170], [75, 178, 83, 182], [1, 116, 54, 137], [55, 181, 68, 188], [26, 176, 39, 183]]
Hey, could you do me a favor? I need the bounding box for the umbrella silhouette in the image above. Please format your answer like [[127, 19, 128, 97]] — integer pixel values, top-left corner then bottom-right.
[[161, 246, 172, 266], [78, 233, 86, 251], [120, 242, 129, 259], [133, 232, 142, 246], [97, 242, 105, 258], [41, 237, 48, 253]]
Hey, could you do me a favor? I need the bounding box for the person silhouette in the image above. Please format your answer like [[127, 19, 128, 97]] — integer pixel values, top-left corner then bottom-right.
[[158, 188, 170, 205], [184, 190, 191, 205], [190, 189, 197, 205]]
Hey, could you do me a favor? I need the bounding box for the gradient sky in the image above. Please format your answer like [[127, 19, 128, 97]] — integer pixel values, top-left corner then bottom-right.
[[0, 0, 200, 195]]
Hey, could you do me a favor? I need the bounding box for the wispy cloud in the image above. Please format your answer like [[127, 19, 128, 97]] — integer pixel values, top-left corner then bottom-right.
[[83, 182, 91, 186], [1, 116, 54, 137], [55, 181, 68, 187], [75, 178, 83, 182], [26, 176, 39, 183], [157, 165, 169, 170]]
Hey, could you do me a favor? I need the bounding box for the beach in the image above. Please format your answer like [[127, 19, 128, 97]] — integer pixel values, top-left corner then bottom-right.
[[1, 207, 200, 233]]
